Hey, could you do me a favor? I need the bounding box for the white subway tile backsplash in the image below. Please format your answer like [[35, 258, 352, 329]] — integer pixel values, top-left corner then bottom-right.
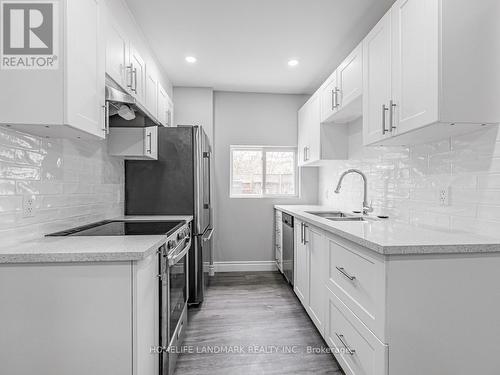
[[0, 126, 124, 244], [319, 121, 500, 235]]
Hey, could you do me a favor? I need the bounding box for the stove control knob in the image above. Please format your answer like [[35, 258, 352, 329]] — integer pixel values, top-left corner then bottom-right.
[[177, 232, 184, 241], [167, 240, 177, 250]]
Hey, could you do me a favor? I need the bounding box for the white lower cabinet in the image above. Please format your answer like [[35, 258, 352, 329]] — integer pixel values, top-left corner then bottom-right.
[[294, 219, 309, 305], [0, 254, 160, 375], [325, 233, 386, 340], [293, 219, 388, 375], [326, 288, 388, 375], [274, 210, 283, 272], [293, 219, 326, 333], [291, 214, 500, 375], [108, 126, 158, 160]]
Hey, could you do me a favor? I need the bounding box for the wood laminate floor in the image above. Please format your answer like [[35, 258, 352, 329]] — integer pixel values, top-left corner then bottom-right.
[[175, 272, 344, 375]]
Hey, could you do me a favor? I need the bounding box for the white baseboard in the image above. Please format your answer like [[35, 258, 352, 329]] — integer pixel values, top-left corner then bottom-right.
[[213, 261, 277, 273]]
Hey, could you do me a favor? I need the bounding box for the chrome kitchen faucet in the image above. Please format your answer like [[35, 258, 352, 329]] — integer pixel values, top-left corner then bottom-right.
[[334, 169, 373, 215]]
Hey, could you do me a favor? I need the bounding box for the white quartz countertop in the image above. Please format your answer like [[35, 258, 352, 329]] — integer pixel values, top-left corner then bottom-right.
[[275, 205, 500, 256], [0, 215, 193, 264]]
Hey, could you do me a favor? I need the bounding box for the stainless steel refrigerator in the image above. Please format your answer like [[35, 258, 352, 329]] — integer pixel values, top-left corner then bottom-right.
[[125, 125, 213, 305]]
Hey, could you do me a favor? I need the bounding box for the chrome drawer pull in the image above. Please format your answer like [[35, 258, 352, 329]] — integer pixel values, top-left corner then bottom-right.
[[336, 266, 356, 281], [335, 333, 356, 355]]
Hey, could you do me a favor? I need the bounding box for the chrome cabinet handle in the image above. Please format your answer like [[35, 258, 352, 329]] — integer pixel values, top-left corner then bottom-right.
[[303, 224, 308, 244], [390, 100, 397, 131], [331, 89, 336, 110], [336, 266, 356, 281], [334, 87, 340, 108], [146, 132, 152, 153], [166, 109, 171, 126], [126, 64, 133, 89], [382, 104, 389, 134], [101, 103, 109, 134], [300, 223, 304, 244], [132, 67, 138, 93], [335, 333, 356, 355]]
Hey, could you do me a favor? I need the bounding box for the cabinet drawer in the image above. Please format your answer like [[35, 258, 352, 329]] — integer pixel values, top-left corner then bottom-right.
[[326, 288, 388, 375], [326, 234, 386, 340]]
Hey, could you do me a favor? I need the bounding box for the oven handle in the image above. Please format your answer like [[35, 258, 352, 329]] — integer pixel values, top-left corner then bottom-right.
[[168, 237, 191, 266]]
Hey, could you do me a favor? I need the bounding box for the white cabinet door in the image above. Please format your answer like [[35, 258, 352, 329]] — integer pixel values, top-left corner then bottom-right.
[[108, 127, 157, 160], [307, 225, 326, 333], [320, 72, 339, 123], [334, 43, 363, 123], [297, 104, 309, 167], [391, 0, 438, 135], [105, 19, 128, 89], [166, 97, 174, 127], [144, 126, 158, 160], [157, 84, 167, 126], [133, 253, 160, 375], [294, 219, 309, 306], [306, 94, 321, 163], [129, 45, 146, 102], [145, 69, 158, 119], [362, 12, 393, 146], [65, 0, 105, 139]]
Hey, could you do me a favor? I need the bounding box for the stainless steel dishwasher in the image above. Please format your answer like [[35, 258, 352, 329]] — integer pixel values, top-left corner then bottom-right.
[[282, 212, 294, 285]]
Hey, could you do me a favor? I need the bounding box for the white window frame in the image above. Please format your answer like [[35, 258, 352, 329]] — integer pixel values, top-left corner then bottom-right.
[[229, 145, 299, 198]]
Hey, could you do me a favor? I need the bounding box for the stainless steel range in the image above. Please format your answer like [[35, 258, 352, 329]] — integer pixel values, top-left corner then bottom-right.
[[47, 219, 191, 375]]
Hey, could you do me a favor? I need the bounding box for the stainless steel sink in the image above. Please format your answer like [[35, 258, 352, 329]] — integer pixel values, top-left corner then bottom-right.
[[305, 211, 350, 218], [326, 217, 367, 222], [306, 211, 377, 222]]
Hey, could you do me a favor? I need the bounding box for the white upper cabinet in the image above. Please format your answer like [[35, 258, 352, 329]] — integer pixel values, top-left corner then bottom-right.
[[108, 126, 158, 160], [320, 71, 339, 123], [145, 69, 158, 119], [105, 19, 128, 90], [157, 84, 173, 127], [128, 44, 146, 103], [0, 0, 105, 140], [298, 93, 348, 167], [321, 43, 363, 125], [363, 0, 500, 146], [362, 12, 393, 146], [103, 0, 172, 127]]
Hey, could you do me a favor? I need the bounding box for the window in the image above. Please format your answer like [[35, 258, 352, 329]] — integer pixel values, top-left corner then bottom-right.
[[230, 146, 297, 198]]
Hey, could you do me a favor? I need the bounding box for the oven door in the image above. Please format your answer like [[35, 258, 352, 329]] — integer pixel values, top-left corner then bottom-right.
[[161, 235, 190, 375], [168, 244, 188, 343]]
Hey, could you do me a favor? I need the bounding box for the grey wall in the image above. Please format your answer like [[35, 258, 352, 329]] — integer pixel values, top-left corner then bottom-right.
[[213, 91, 318, 263], [172, 87, 214, 144]]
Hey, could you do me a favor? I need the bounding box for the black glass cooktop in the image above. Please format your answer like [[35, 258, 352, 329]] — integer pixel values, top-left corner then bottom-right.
[[46, 220, 184, 237]]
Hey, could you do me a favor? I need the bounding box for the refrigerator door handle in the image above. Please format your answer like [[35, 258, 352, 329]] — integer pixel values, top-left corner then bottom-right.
[[202, 227, 214, 242], [203, 151, 211, 210]]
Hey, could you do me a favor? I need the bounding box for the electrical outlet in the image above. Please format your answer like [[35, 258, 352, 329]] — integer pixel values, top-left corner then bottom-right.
[[23, 195, 36, 218], [439, 187, 450, 206]]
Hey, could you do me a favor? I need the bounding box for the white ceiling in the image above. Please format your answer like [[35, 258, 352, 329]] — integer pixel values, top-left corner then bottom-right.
[[125, 0, 395, 94]]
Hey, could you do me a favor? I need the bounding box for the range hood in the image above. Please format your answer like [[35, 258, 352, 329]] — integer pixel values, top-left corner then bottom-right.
[[105, 76, 159, 127]]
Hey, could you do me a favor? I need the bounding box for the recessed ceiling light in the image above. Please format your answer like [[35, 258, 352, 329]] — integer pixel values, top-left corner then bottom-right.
[[288, 59, 299, 67], [185, 56, 197, 63]]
